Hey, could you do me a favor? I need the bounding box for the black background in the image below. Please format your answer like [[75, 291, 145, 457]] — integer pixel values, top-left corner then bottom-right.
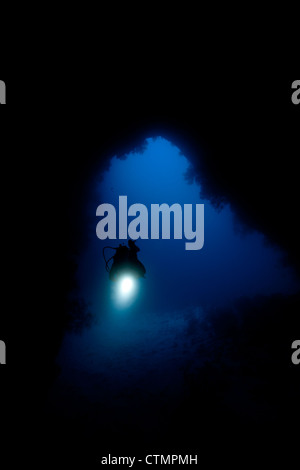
[[0, 60, 299, 468]]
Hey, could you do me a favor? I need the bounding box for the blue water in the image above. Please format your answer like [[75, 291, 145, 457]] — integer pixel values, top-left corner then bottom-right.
[[46, 137, 299, 435]]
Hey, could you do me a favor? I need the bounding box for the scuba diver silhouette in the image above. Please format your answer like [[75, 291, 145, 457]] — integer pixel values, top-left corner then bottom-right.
[[128, 239, 146, 277], [103, 240, 146, 281]]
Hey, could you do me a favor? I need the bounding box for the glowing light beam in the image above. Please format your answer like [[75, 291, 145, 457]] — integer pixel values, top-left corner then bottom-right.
[[115, 275, 138, 306]]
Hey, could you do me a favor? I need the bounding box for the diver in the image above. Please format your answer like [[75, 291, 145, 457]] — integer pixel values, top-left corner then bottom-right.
[[113, 243, 129, 263], [108, 244, 129, 281], [128, 239, 146, 278], [103, 241, 146, 281], [128, 239, 139, 261]]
